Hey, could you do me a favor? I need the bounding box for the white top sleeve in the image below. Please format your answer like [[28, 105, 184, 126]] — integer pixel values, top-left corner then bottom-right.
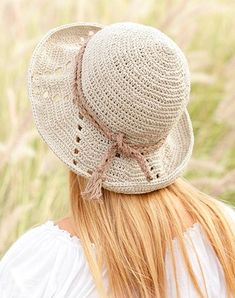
[[0, 201, 234, 298], [0, 222, 105, 298]]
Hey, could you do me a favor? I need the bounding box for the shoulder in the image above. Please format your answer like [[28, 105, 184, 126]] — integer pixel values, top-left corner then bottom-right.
[[0, 220, 83, 265], [0, 221, 99, 298], [165, 200, 235, 297]]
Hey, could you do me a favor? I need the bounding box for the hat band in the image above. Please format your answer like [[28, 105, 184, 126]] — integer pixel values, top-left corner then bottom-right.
[[73, 37, 166, 201]]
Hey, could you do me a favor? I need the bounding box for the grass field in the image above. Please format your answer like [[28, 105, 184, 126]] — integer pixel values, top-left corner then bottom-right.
[[0, 0, 235, 255]]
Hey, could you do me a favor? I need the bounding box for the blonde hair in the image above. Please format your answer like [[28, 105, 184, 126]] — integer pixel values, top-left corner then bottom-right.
[[69, 170, 235, 298]]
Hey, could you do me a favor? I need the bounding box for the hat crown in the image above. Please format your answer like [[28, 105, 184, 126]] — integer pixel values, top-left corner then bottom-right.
[[81, 22, 190, 145], [28, 21, 194, 193]]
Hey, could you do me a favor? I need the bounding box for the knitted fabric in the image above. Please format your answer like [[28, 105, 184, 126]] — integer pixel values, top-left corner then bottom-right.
[[28, 22, 194, 196]]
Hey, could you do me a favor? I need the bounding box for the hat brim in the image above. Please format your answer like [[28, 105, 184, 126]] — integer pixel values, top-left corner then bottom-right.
[[28, 22, 194, 194]]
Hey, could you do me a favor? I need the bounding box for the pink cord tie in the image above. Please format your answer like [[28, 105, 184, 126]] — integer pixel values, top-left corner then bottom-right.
[[73, 37, 165, 201], [81, 131, 153, 201]]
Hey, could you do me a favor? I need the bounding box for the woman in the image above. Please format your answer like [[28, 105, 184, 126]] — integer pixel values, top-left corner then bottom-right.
[[0, 22, 234, 298]]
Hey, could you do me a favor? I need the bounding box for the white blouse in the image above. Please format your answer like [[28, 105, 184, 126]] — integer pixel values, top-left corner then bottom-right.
[[0, 201, 234, 298]]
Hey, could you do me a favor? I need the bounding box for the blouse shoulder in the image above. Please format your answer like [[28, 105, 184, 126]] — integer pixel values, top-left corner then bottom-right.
[[165, 200, 235, 298], [0, 221, 102, 298]]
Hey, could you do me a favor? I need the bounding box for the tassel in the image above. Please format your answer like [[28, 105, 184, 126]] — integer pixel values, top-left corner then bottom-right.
[[81, 169, 104, 201], [81, 143, 117, 201]]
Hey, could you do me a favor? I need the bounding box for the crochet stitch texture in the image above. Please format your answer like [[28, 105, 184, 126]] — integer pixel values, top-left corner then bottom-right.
[[28, 22, 194, 196]]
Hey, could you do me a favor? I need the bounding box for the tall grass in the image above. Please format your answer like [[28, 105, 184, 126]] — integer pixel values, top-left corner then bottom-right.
[[0, 0, 235, 254]]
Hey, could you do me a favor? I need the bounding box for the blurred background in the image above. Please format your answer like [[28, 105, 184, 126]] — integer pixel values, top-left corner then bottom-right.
[[0, 0, 235, 255]]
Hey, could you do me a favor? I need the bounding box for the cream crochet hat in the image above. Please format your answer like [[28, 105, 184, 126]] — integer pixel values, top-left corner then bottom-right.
[[28, 21, 194, 200]]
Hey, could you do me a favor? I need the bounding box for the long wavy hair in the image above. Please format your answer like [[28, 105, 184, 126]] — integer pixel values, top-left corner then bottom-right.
[[68, 170, 235, 298]]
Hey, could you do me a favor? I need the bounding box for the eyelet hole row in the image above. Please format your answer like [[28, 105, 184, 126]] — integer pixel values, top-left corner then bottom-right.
[[146, 158, 160, 179], [42, 91, 69, 101]]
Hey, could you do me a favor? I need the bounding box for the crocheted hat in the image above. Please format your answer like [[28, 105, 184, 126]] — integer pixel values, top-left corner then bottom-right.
[[28, 21, 194, 200]]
